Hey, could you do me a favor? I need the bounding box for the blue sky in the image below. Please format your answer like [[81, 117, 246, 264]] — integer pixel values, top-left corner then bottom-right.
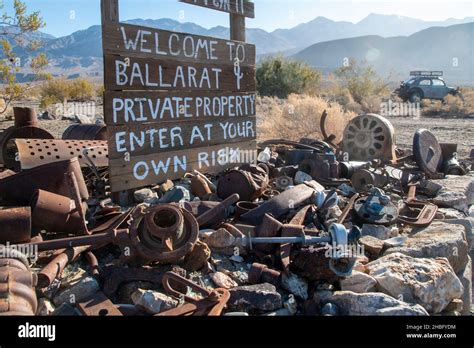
[[16, 0, 474, 37]]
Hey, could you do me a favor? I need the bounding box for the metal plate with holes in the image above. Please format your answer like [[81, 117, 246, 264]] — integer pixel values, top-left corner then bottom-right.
[[342, 114, 396, 162], [413, 129, 443, 176], [6, 139, 108, 170], [77, 291, 123, 316]]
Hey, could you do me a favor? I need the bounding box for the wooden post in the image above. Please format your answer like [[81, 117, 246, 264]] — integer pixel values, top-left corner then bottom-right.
[[101, 0, 119, 23], [230, 13, 246, 42]]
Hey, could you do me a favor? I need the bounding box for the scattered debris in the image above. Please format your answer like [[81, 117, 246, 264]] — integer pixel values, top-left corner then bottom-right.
[[0, 109, 472, 316]]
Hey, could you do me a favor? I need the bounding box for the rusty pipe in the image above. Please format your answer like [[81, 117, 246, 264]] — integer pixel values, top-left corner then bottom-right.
[[197, 194, 240, 227], [13, 107, 38, 128], [0, 207, 31, 244], [37, 246, 89, 288]]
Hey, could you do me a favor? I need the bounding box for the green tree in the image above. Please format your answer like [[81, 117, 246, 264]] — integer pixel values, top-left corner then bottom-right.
[[334, 58, 389, 104], [257, 56, 321, 98], [0, 0, 49, 114]]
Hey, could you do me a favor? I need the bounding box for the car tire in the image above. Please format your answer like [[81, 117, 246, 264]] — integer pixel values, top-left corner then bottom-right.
[[409, 91, 422, 103]]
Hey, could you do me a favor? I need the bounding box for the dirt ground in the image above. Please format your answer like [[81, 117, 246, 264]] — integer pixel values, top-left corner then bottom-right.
[[0, 115, 472, 157], [389, 116, 474, 157]]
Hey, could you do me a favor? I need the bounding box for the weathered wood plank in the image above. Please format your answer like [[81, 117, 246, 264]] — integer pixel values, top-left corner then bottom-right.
[[104, 55, 255, 92], [109, 140, 258, 191], [103, 23, 255, 66], [104, 90, 256, 125], [179, 0, 255, 18], [107, 117, 257, 159]]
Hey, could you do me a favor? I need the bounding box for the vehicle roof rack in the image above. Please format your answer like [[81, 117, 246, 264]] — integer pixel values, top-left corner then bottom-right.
[[410, 71, 443, 77]]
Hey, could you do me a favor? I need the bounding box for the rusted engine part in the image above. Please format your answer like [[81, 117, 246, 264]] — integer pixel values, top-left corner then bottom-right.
[[299, 155, 351, 186], [196, 194, 240, 228], [157, 272, 229, 316], [101, 265, 167, 298], [354, 188, 398, 226], [0, 107, 54, 166], [398, 185, 437, 227], [77, 291, 123, 316], [190, 174, 212, 198], [0, 248, 37, 316], [13, 107, 39, 128], [6, 139, 108, 170], [440, 143, 468, 176], [248, 263, 281, 286], [0, 158, 89, 206], [240, 181, 323, 225], [320, 109, 348, 148], [351, 166, 415, 193], [342, 114, 397, 162], [37, 246, 89, 288], [273, 176, 293, 191], [217, 164, 269, 201], [62, 124, 107, 141], [31, 189, 89, 235], [129, 204, 199, 264], [234, 201, 259, 220], [0, 207, 31, 244], [413, 129, 443, 177]]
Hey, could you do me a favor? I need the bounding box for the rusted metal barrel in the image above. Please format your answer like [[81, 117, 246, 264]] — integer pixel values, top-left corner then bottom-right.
[[13, 107, 38, 128], [0, 207, 32, 244], [0, 248, 37, 316], [0, 158, 89, 206], [62, 124, 107, 141], [30, 190, 88, 235]]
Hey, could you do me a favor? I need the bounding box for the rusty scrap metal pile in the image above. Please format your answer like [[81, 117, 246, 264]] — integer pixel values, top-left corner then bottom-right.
[[0, 109, 473, 316]]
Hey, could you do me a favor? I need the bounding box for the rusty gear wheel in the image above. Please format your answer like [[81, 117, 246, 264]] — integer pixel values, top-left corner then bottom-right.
[[342, 114, 396, 162]]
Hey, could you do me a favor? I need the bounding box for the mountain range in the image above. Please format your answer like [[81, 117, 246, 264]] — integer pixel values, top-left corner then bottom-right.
[[6, 13, 474, 85]]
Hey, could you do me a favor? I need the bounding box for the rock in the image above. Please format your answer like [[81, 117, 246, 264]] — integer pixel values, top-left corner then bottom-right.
[[53, 276, 100, 306], [230, 255, 244, 263], [206, 229, 236, 249], [384, 221, 468, 273], [117, 281, 156, 304], [36, 298, 55, 316], [39, 111, 57, 120], [367, 253, 463, 314], [228, 283, 282, 313], [339, 271, 377, 293], [158, 180, 174, 194], [444, 299, 464, 313], [431, 175, 474, 212], [132, 289, 178, 314], [433, 192, 469, 212], [321, 303, 339, 316], [420, 180, 444, 197], [361, 224, 397, 240], [159, 186, 191, 203], [438, 208, 467, 219], [359, 236, 384, 256], [134, 188, 158, 204], [182, 240, 211, 272], [75, 114, 93, 124], [210, 272, 238, 289], [383, 236, 408, 249], [316, 291, 429, 316], [281, 272, 308, 300], [52, 303, 79, 316], [456, 256, 472, 315], [294, 171, 312, 185], [469, 206, 474, 218]]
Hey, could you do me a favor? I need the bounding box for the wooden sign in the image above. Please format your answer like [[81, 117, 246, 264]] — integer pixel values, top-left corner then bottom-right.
[[179, 0, 255, 18], [101, 0, 256, 193]]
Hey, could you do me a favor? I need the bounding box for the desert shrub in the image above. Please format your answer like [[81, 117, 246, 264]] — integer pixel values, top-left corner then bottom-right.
[[257, 56, 321, 98], [334, 59, 389, 104], [258, 94, 355, 141], [39, 77, 97, 108]]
